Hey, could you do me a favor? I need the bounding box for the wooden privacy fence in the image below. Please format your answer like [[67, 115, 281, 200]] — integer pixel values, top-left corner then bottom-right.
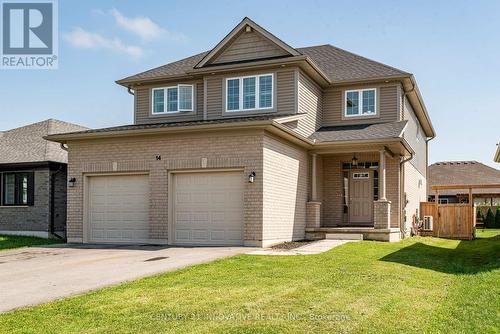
[[420, 183, 500, 240], [420, 202, 475, 240]]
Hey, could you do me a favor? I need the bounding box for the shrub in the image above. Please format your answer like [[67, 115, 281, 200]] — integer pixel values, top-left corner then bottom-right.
[[476, 208, 484, 221], [484, 208, 495, 228], [495, 207, 500, 228]]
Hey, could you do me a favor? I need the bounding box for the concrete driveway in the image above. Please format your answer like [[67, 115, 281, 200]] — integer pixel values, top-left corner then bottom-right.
[[0, 244, 250, 313]]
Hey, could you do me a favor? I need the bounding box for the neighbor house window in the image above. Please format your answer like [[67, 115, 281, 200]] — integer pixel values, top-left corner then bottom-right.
[[1, 172, 34, 206], [226, 74, 273, 112], [345, 88, 376, 117], [152, 84, 194, 114]]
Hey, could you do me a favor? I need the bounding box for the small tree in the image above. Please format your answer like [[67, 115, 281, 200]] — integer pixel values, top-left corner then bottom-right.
[[476, 207, 484, 222], [495, 207, 500, 228], [484, 208, 495, 228]]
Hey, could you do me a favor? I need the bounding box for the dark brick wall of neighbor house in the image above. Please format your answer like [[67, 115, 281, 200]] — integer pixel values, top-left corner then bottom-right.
[[51, 166, 68, 234], [0, 166, 67, 235]]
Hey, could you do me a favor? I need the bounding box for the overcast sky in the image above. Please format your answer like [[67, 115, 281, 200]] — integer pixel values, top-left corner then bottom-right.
[[0, 0, 499, 168]]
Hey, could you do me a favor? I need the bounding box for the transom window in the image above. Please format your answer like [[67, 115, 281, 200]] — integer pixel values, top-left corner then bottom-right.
[[345, 88, 377, 117], [226, 74, 273, 112], [0, 172, 34, 206], [152, 84, 194, 114]]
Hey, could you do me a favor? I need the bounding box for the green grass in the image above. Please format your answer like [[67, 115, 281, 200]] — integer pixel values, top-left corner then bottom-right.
[[0, 234, 62, 251], [1, 232, 499, 334], [476, 228, 500, 239]]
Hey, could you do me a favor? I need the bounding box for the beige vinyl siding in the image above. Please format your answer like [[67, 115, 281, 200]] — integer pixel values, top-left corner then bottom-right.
[[295, 70, 323, 137], [134, 81, 204, 125], [402, 96, 427, 176], [322, 84, 399, 127], [262, 133, 308, 242], [403, 162, 426, 235], [276, 69, 296, 114], [211, 30, 289, 65], [205, 68, 297, 119]]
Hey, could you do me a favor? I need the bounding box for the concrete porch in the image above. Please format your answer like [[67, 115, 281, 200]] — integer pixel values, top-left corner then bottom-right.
[[305, 226, 401, 242]]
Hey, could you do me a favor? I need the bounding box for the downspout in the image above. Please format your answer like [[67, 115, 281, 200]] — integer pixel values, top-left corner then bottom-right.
[[50, 166, 65, 239]]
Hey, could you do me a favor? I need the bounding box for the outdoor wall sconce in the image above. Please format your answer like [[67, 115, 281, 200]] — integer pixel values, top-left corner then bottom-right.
[[351, 155, 358, 167], [155, 155, 161, 161], [248, 172, 256, 183], [68, 177, 76, 187]]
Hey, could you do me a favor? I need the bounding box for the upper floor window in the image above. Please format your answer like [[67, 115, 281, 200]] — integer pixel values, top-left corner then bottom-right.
[[345, 88, 376, 117], [226, 74, 273, 112], [1, 172, 34, 206], [152, 84, 194, 114]]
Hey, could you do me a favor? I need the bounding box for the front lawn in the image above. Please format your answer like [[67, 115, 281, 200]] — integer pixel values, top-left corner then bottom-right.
[[0, 232, 498, 333], [0, 234, 62, 251]]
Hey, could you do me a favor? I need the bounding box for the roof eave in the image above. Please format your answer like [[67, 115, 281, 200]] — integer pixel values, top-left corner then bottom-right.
[[329, 74, 411, 86], [45, 119, 314, 149], [311, 137, 414, 156], [403, 75, 436, 138]]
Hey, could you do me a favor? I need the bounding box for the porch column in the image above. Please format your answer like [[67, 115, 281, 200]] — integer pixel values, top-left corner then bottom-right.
[[307, 153, 321, 228], [374, 150, 391, 229], [311, 153, 318, 201], [379, 150, 387, 201]]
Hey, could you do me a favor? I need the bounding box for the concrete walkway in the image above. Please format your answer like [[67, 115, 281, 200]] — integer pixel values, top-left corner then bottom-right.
[[246, 239, 357, 256], [0, 244, 251, 313]]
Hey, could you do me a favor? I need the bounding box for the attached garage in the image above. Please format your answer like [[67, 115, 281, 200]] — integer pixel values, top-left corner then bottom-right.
[[171, 171, 244, 246], [87, 174, 150, 243]]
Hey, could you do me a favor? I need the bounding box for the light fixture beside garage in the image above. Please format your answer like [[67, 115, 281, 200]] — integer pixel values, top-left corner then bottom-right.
[[248, 172, 256, 183], [68, 177, 76, 187]]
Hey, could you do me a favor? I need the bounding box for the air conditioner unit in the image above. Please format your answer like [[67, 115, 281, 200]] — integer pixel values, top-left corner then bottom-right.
[[423, 216, 433, 231]]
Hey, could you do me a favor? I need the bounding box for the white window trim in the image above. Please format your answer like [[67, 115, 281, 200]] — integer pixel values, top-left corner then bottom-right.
[[225, 73, 274, 112], [151, 84, 194, 114], [344, 88, 377, 118]]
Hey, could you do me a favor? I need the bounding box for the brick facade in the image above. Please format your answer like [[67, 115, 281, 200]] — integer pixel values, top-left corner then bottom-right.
[[66, 130, 310, 246], [321, 152, 400, 228], [0, 166, 67, 237]]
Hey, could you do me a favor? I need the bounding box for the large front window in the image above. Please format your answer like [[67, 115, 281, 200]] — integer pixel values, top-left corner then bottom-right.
[[345, 88, 376, 117], [1, 172, 34, 206], [152, 84, 194, 114], [226, 74, 273, 112]]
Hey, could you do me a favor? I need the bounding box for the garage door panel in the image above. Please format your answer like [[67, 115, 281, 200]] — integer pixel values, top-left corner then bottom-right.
[[88, 175, 150, 243], [173, 171, 244, 246]]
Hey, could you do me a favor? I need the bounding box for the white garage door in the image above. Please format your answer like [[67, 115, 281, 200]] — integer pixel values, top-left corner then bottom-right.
[[88, 174, 150, 243], [173, 171, 244, 246]]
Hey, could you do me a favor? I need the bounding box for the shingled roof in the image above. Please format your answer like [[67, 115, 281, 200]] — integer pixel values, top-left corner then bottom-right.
[[117, 44, 409, 84], [309, 121, 408, 142], [428, 161, 500, 195], [0, 119, 88, 165]]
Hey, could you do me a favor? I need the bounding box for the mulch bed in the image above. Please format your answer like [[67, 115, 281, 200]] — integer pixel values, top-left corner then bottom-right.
[[270, 240, 314, 250]]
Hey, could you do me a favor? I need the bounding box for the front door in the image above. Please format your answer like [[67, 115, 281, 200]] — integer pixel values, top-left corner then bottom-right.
[[349, 171, 373, 224]]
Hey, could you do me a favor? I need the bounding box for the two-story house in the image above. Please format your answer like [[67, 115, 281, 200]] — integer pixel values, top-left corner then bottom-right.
[[47, 18, 435, 247]]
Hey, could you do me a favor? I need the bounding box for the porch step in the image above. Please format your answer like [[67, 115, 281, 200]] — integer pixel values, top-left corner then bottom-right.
[[325, 233, 363, 240]]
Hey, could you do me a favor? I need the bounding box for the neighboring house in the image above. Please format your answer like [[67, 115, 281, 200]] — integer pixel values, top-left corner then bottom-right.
[[47, 17, 435, 246], [0, 119, 88, 238], [428, 161, 500, 205], [495, 143, 500, 163]]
